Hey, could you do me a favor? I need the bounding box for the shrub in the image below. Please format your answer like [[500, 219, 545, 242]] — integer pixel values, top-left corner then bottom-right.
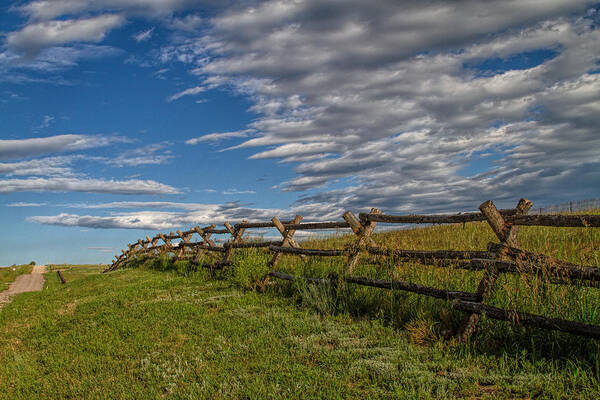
[[174, 260, 195, 276], [230, 248, 271, 290]]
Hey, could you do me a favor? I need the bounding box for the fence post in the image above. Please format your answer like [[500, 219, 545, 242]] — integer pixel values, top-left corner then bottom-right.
[[222, 220, 247, 264], [457, 198, 532, 342], [190, 224, 214, 262], [343, 208, 381, 274], [269, 215, 303, 268], [176, 229, 193, 259], [158, 233, 172, 254], [142, 236, 151, 255], [57, 270, 66, 284], [127, 242, 139, 260]]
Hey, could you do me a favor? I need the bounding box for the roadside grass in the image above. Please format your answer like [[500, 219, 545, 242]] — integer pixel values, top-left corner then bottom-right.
[[1, 266, 598, 399], [0, 211, 599, 398], [0, 264, 34, 290]]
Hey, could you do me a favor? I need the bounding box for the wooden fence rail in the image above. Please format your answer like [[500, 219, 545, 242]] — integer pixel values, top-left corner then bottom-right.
[[105, 199, 600, 341]]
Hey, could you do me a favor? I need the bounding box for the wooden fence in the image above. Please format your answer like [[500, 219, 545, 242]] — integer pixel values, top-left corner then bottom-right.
[[105, 199, 600, 341]]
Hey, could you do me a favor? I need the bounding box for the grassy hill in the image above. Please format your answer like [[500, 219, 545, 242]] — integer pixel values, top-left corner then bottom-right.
[[0, 219, 599, 399]]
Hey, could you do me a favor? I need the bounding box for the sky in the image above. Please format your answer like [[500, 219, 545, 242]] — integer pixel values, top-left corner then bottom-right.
[[1, 0, 599, 265]]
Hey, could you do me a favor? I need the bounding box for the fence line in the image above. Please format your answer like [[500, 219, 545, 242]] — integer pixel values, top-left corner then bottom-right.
[[105, 198, 600, 341], [539, 198, 600, 214]]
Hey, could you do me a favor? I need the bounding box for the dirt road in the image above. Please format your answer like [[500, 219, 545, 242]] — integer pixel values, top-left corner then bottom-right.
[[0, 265, 47, 308]]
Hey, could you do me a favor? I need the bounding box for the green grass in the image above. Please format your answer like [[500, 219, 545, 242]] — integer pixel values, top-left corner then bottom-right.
[[0, 216, 599, 399], [0, 264, 33, 290]]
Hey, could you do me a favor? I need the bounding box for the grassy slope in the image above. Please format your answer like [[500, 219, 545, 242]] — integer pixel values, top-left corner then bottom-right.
[[0, 220, 599, 399]]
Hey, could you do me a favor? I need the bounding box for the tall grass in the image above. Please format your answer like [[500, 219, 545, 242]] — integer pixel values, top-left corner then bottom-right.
[[119, 211, 600, 366]]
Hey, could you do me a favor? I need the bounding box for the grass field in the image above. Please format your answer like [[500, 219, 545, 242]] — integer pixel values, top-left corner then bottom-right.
[[0, 218, 599, 399]]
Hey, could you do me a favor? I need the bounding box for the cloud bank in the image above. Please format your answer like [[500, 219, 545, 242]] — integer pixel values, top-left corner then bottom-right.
[[0, 134, 126, 160], [159, 0, 600, 213], [5, 1, 600, 232], [0, 177, 179, 195]]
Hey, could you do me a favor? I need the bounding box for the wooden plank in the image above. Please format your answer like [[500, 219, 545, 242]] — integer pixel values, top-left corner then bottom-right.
[[359, 208, 519, 224], [162, 227, 228, 239], [506, 214, 600, 227], [234, 220, 295, 230], [204, 228, 230, 234], [268, 271, 330, 285], [343, 211, 363, 235], [268, 271, 479, 301], [192, 260, 232, 270], [272, 217, 303, 250], [268, 245, 344, 257], [225, 241, 283, 248], [366, 246, 489, 260], [283, 222, 351, 230], [488, 242, 600, 282], [345, 276, 480, 301], [179, 242, 227, 253], [193, 225, 214, 235], [224, 221, 235, 235], [453, 300, 600, 339]]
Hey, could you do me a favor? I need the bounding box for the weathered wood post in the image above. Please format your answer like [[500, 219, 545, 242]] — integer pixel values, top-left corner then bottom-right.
[[191, 225, 205, 261], [175, 229, 193, 259], [193, 224, 216, 264], [457, 198, 532, 342], [343, 208, 381, 274], [269, 215, 303, 268], [223, 220, 247, 265], [126, 242, 139, 261], [158, 233, 172, 254], [141, 236, 150, 256]]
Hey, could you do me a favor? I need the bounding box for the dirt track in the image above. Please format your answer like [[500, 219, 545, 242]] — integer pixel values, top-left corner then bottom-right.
[[0, 265, 46, 308]]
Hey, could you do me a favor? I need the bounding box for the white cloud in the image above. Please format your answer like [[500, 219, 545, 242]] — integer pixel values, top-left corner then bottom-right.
[[27, 200, 348, 230], [0, 44, 122, 75], [6, 202, 47, 207], [64, 201, 213, 210], [222, 189, 256, 195], [0, 156, 76, 176], [106, 142, 175, 167], [133, 27, 154, 42], [0, 134, 127, 160], [185, 129, 253, 144], [34, 115, 54, 130], [18, 0, 206, 21], [7, 14, 125, 57], [0, 177, 179, 194], [249, 142, 339, 161], [166, 85, 206, 102], [167, 14, 204, 32]]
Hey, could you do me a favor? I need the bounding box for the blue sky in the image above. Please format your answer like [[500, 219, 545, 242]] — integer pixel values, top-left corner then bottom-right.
[[1, 1, 599, 265]]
